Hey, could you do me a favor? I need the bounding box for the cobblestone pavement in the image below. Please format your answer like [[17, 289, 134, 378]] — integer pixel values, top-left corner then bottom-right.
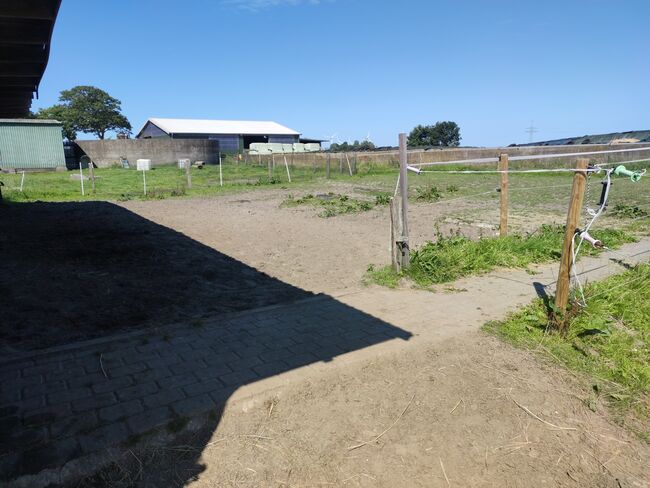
[[0, 295, 411, 484], [1, 240, 648, 485]]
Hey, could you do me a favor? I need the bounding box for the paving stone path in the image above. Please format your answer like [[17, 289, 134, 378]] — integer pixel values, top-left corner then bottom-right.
[[0, 295, 410, 484], [1, 240, 648, 486]]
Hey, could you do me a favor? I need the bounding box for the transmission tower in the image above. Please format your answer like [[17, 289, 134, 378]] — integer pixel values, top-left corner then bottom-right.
[[525, 122, 539, 144]]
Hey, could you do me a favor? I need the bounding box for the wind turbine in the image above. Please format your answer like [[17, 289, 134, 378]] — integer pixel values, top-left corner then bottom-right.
[[325, 133, 339, 150]]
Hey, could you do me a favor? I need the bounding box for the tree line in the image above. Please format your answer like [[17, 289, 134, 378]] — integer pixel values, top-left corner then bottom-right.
[[330, 122, 461, 152]]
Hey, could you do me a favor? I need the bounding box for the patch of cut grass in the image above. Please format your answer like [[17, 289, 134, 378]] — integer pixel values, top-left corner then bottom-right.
[[484, 264, 650, 436], [612, 204, 648, 219], [364, 264, 400, 288], [368, 225, 636, 287], [282, 192, 385, 217], [414, 184, 442, 202]]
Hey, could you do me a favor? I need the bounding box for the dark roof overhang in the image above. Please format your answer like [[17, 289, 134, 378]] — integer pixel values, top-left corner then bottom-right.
[[0, 0, 62, 117]]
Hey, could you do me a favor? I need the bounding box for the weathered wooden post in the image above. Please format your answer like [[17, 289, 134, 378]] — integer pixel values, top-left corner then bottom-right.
[[397, 133, 410, 269], [390, 198, 400, 271], [344, 153, 353, 176], [326, 153, 331, 179], [498, 153, 509, 237], [219, 152, 223, 187], [268, 154, 273, 180], [185, 157, 192, 189], [555, 158, 589, 328]]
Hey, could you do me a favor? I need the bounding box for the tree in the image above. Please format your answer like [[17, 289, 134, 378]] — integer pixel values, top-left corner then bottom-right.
[[38, 86, 132, 140], [36, 104, 77, 141], [329, 140, 376, 152], [407, 121, 461, 147]]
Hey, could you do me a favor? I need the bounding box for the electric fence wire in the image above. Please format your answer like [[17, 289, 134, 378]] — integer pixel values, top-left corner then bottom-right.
[[570, 169, 614, 306]]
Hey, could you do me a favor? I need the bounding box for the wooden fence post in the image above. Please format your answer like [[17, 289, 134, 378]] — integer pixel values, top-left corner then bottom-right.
[[326, 153, 331, 179], [185, 158, 192, 189], [555, 158, 589, 327], [498, 153, 509, 237], [397, 133, 410, 269], [268, 155, 273, 180], [339, 154, 343, 174], [390, 198, 400, 271]]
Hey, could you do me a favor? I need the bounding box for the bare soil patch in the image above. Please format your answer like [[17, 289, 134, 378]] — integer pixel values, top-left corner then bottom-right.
[[118, 185, 534, 296]]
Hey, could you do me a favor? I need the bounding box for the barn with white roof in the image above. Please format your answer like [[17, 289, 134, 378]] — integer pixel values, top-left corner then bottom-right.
[[136, 118, 303, 152]]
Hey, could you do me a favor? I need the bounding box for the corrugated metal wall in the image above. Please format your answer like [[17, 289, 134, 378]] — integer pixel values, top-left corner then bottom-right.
[[0, 121, 66, 169]]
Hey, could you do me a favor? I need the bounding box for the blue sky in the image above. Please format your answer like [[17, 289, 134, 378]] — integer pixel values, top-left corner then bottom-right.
[[36, 0, 650, 146]]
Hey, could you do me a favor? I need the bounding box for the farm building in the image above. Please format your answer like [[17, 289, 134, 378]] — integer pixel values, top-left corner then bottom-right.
[[136, 118, 311, 152], [0, 119, 66, 169]]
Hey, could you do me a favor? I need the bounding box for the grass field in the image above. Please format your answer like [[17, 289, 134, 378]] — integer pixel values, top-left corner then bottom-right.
[[485, 264, 650, 440], [2, 158, 648, 239]]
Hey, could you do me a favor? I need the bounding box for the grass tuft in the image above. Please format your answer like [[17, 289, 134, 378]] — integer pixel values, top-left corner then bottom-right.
[[414, 185, 442, 202], [612, 204, 648, 219], [283, 192, 380, 217], [368, 225, 636, 287], [484, 264, 650, 432]]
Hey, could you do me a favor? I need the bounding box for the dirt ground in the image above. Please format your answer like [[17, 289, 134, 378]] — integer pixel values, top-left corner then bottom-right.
[[0, 182, 564, 356], [86, 332, 650, 488], [5, 185, 648, 486], [118, 184, 556, 296]]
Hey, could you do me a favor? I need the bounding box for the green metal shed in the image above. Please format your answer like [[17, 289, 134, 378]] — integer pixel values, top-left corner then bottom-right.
[[0, 119, 65, 169]]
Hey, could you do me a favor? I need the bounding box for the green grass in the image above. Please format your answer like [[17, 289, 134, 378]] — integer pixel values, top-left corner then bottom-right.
[[484, 264, 650, 438], [282, 191, 390, 217], [367, 225, 637, 288], [612, 203, 648, 219], [0, 158, 398, 203]]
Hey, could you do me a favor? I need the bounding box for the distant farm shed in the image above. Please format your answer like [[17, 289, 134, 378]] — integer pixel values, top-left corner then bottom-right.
[[0, 119, 65, 169], [136, 118, 301, 152]]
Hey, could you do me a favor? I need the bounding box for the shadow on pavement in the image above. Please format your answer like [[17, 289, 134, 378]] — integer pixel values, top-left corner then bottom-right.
[[0, 201, 411, 486]]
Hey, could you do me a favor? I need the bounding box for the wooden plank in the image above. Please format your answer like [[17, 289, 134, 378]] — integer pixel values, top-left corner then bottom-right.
[[555, 158, 589, 328], [499, 153, 509, 237]]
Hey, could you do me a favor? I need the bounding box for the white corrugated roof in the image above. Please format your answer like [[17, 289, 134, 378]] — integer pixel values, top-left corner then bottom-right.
[[141, 118, 300, 136]]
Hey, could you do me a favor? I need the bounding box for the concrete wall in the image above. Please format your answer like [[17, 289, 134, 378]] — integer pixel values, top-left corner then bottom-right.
[[251, 143, 650, 168], [75, 138, 220, 168]]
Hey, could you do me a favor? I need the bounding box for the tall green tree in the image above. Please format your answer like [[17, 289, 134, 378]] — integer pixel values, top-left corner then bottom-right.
[[408, 121, 461, 147], [329, 140, 376, 152], [38, 86, 131, 140], [36, 104, 77, 141]]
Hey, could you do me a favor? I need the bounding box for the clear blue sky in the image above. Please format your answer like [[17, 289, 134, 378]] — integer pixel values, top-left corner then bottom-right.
[[35, 0, 650, 146]]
